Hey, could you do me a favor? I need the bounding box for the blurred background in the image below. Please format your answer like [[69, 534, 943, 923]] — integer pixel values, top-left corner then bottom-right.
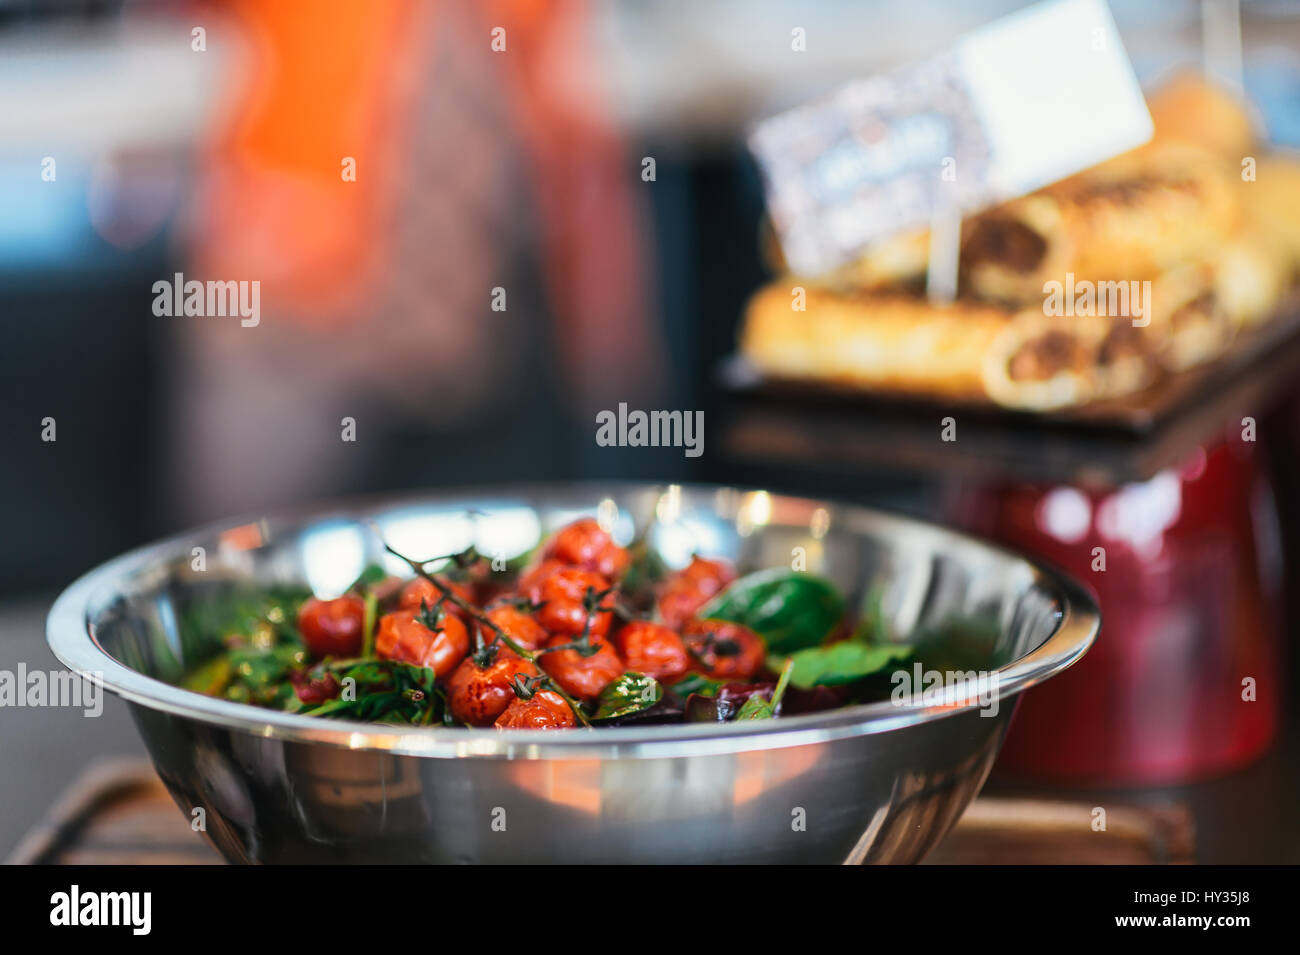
[[5, 0, 1299, 595], [3, 0, 1300, 860]]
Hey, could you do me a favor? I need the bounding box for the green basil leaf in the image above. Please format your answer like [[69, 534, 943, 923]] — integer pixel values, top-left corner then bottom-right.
[[771, 642, 913, 689], [590, 672, 663, 721], [698, 568, 845, 655]]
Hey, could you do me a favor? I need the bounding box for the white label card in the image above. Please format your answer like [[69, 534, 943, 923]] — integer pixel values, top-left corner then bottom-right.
[[749, 0, 1153, 276]]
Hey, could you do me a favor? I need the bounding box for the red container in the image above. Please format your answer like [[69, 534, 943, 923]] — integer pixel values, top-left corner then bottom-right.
[[947, 438, 1281, 785]]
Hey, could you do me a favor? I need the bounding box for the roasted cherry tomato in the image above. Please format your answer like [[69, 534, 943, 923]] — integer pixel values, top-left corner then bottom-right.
[[399, 574, 474, 609], [545, 517, 630, 579], [297, 596, 366, 659], [399, 575, 478, 641], [535, 567, 615, 638], [657, 556, 736, 628], [400, 575, 474, 613], [494, 689, 578, 730], [375, 608, 469, 677], [614, 621, 690, 684], [538, 634, 624, 701], [682, 618, 766, 681], [517, 558, 567, 604], [447, 653, 540, 726], [485, 604, 548, 651]]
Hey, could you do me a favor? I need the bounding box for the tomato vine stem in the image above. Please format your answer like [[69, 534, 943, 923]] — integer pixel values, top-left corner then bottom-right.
[[367, 522, 593, 727]]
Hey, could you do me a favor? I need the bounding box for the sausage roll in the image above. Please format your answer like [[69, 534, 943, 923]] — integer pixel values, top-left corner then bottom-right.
[[740, 283, 1013, 401], [961, 143, 1242, 306], [1139, 264, 1235, 372], [980, 311, 1113, 410]]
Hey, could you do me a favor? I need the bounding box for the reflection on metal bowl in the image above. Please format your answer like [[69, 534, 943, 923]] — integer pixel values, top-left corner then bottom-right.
[[48, 484, 1097, 863]]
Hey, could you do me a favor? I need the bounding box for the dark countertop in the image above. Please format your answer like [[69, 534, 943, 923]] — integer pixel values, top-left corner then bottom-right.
[[0, 598, 145, 859]]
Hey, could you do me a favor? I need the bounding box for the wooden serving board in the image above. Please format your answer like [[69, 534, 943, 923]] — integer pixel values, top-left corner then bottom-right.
[[719, 297, 1300, 484], [6, 760, 1194, 865]]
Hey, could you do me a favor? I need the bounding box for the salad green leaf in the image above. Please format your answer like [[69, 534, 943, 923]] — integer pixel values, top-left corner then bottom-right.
[[735, 659, 794, 721], [698, 568, 844, 655], [300, 660, 443, 724], [590, 672, 663, 721], [667, 672, 728, 698], [771, 641, 913, 690]]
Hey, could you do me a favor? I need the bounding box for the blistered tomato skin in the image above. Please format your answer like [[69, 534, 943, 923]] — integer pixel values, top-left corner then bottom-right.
[[447, 654, 540, 726], [297, 596, 367, 659], [682, 618, 766, 681], [485, 605, 548, 651], [539, 635, 625, 702], [614, 621, 691, 684], [657, 557, 737, 628], [400, 575, 476, 622], [683, 556, 736, 586], [546, 518, 630, 580], [518, 559, 567, 604], [495, 689, 578, 729], [593, 543, 630, 581], [398, 576, 479, 645], [547, 518, 611, 568], [535, 568, 615, 638], [375, 609, 470, 677]]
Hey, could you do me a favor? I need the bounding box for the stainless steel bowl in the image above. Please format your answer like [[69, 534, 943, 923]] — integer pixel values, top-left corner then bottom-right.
[[47, 484, 1098, 864]]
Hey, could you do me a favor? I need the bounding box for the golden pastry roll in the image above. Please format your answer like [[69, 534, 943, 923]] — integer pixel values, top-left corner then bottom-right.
[[760, 76, 1257, 299], [980, 311, 1112, 410], [1238, 153, 1300, 275], [1142, 72, 1257, 160], [1212, 228, 1291, 328], [740, 283, 1013, 401], [820, 227, 931, 292], [760, 217, 930, 293], [741, 282, 1180, 410], [1140, 263, 1235, 372], [1092, 316, 1163, 401], [961, 143, 1242, 306]]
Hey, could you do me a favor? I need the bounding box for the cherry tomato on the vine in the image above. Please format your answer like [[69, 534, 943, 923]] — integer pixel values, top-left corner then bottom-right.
[[297, 596, 366, 660], [681, 618, 766, 681], [535, 567, 615, 638], [447, 653, 540, 726], [494, 689, 578, 729], [657, 556, 736, 628], [375, 608, 469, 678], [545, 517, 630, 579], [614, 620, 690, 684], [538, 634, 624, 701], [484, 604, 548, 651]]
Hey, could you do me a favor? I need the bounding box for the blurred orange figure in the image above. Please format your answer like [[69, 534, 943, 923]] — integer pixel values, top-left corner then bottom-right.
[[175, 0, 664, 518]]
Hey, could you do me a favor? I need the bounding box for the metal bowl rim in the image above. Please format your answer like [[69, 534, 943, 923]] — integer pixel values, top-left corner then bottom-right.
[[46, 482, 1099, 759]]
